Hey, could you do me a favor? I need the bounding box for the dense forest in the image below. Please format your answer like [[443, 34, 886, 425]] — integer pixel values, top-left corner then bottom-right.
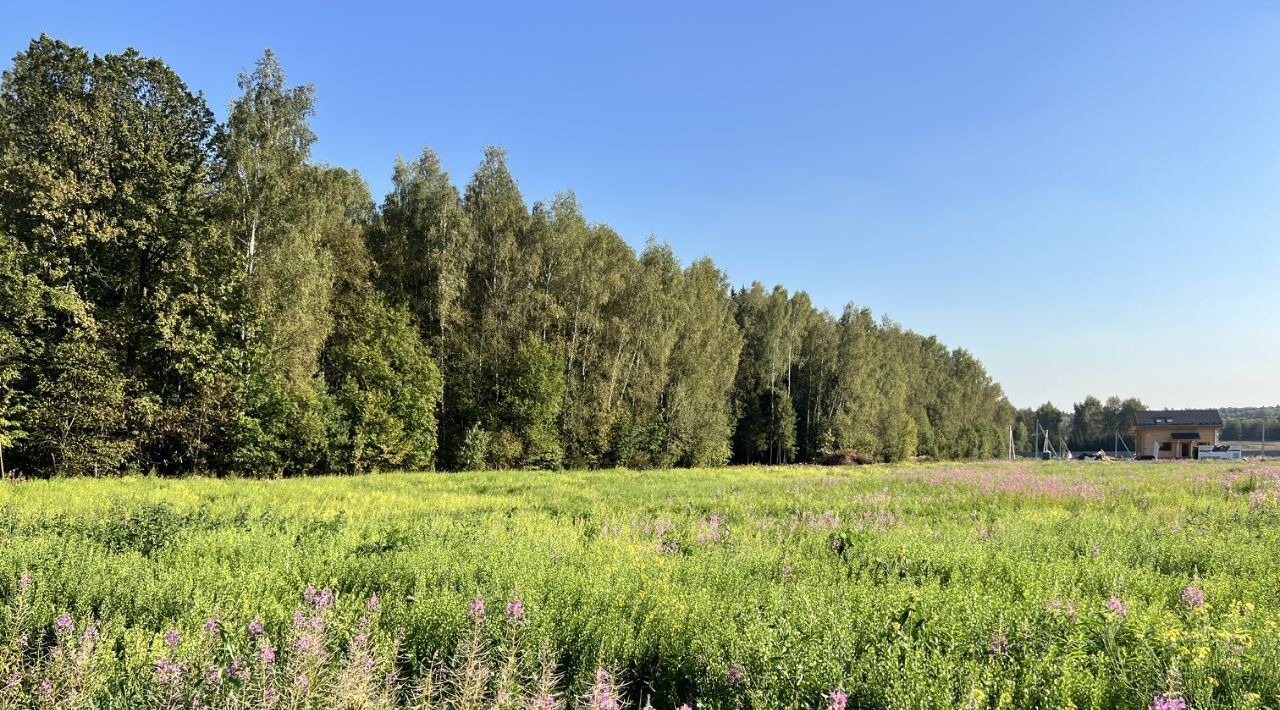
[[1220, 407, 1279, 441], [0, 37, 1012, 477], [1011, 396, 1146, 453]]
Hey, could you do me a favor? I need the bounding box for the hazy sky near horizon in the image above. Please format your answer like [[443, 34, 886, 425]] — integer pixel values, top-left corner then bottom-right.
[[5, 1, 1278, 410]]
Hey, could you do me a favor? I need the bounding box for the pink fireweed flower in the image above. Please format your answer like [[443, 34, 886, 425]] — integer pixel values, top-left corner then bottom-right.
[[827, 690, 848, 710], [257, 645, 276, 664], [294, 634, 318, 654], [588, 669, 621, 710], [1046, 598, 1079, 622], [1105, 596, 1129, 619], [17, 634, 28, 647], [37, 681, 52, 695], [468, 596, 486, 622], [991, 631, 1009, 654], [1150, 693, 1187, 710], [153, 658, 185, 685], [727, 663, 745, 685], [506, 598, 526, 624], [81, 626, 100, 642], [203, 618, 221, 634], [164, 629, 180, 647], [367, 594, 380, 612], [247, 618, 264, 637], [5, 672, 19, 688], [55, 613, 73, 633], [18, 572, 32, 591], [293, 674, 309, 690], [1182, 585, 1205, 609]]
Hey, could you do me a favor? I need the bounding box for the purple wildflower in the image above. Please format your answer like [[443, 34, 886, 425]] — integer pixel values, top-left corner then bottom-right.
[[154, 658, 185, 685], [257, 645, 276, 664], [55, 613, 73, 633], [81, 626, 100, 642], [247, 618, 264, 637], [991, 631, 1010, 654], [367, 594, 380, 612], [1150, 693, 1187, 710], [17, 634, 28, 647], [164, 629, 180, 648], [506, 598, 526, 624], [293, 674, 309, 690], [727, 662, 745, 685], [468, 596, 486, 622], [37, 681, 52, 695], [588, 669, 621, 710], [203, 618, 221, 634], [1106, 596, 1129, 619], [1182, 585, 1205, 609], [826, 690, 848, 710], [294, 634, 318, 654], [5, 672, 20, 688]]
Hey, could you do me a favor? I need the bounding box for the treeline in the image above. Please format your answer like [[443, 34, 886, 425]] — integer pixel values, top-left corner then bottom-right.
[[1012, 396, 1145, 453], [0, 37, 1011, 477], [1221, 419, 1277, 442]]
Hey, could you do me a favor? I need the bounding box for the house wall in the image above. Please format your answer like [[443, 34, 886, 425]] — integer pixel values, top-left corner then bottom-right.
[[1134, 426, 1221, 459]]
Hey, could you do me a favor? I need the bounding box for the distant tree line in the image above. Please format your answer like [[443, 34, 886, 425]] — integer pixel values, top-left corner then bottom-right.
[[0, 38, 1012, 477], [1011, 396, 1145, 453]]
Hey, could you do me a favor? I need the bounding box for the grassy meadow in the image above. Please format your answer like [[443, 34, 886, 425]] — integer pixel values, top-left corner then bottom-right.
[[1, 460, 1279, 708]]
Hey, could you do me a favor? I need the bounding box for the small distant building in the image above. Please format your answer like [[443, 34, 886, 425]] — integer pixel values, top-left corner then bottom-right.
[[1131, 409, 1223, 460]]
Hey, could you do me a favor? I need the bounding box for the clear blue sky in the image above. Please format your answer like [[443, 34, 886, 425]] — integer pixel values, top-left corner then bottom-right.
[[5, 1, 1278, 410]]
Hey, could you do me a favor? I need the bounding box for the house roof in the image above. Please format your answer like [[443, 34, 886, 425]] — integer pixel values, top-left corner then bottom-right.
[[1133, 409, 1223, 428]]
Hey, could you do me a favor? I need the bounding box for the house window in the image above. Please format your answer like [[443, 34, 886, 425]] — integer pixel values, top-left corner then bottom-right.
[[1159, 442, 1172, 452]]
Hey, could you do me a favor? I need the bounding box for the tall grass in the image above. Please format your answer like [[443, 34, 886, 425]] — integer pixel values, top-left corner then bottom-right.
[[1, 461, 1278, 708]]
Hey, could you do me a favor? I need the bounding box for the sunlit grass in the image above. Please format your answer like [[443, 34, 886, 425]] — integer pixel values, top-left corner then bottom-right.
[[1, 460, 1278, 708]]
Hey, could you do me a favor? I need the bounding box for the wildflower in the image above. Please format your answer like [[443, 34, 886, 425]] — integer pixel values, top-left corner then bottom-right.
[[1182, 585, 1205, 609], [257, 645, 276, 664], [37, 681, 52, 695], [367, 594, 380, 612], [588, 669, 620, 710], [247, 618, 265, 637], [294, 634, 318, 654], [203, 618, 221, 634], [1106, 596, 1129, 619], [827, 690, 848, 710], [18, 572, 32, 591], [5, 672, 20, 688], [303, 586, 334, 609], [1089, 545, 1101, 557], [676, 705, 692, 710], [1046, 598, 1079, 622], [164, 629, 180, 648], [535, 694, 558, 709], [154, 658, 185, 685], [207, 667, 222, 684], [17, 634, 28, 647], [991, 631, 1009, 654], [727, 662, 745, 685], [293, 674, 309, 690], [1150, 693, 1187, 710], [780, 564, 794, 580], [55, 613, 74, 633], [506, 598, 526, 624], [468, 596, 486, 622], [231, 659, 251, 681], [82, 626, 100, 642]]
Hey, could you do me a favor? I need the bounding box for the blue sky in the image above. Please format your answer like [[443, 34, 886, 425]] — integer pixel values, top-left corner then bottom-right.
[[5, 1, 1278, 409]]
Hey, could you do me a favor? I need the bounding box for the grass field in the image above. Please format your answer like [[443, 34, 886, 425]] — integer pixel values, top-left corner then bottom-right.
[[1, 461, 1279, 709]]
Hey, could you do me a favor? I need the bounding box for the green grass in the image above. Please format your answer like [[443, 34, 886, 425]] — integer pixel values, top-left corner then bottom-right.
[[1, 460, 1279, 708]]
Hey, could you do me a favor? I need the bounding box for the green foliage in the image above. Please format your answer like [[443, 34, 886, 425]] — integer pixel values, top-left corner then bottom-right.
[[0, 36, 1012, 476], [1, 461, 1278, 708]]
